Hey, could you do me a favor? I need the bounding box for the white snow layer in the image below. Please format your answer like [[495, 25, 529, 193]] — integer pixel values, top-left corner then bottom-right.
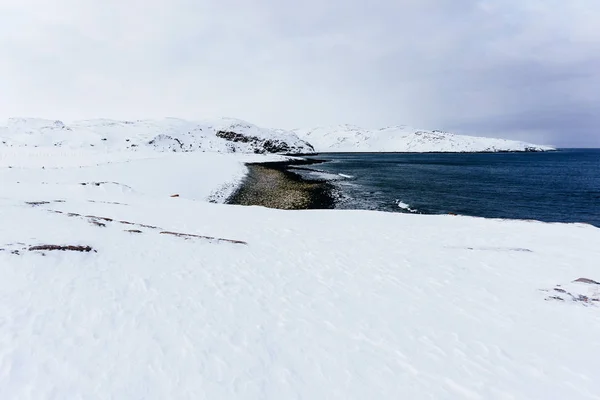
[[1, 147, 598, 399], [294, 125, 555, 152], [0, 117, 314, 155], [1, 117, 555, 154]]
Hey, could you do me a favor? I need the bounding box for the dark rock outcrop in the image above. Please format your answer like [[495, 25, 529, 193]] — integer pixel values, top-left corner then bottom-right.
[[216, 130, 314, 154]]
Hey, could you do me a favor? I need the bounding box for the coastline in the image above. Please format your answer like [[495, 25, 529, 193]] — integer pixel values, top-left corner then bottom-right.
[[226, 158, 337, 210]]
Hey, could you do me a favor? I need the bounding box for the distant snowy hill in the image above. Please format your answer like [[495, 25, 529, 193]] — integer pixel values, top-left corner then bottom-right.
[[0, 118, 314, 155], [294, 125, 555, 153], [1, 118, 555, 154]]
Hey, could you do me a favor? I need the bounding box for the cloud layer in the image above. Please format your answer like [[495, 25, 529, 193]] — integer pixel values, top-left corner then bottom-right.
[[1, 0, 599, 146]]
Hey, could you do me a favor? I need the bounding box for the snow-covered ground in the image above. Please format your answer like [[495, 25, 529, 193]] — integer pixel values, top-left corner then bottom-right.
[[295, 125, 555, 152], [1, 146, 598, 399]]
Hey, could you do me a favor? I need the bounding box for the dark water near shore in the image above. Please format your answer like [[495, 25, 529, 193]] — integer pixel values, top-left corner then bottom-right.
[[300, 149, 600, 227]]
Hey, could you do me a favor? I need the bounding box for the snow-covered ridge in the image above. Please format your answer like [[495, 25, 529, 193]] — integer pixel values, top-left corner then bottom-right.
[[0, 117, 315, 155], [294, 124, 555, 153], [1, 118, 554, 155]]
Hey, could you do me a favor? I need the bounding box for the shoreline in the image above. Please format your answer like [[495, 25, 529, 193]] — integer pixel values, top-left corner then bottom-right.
[[226, 158, 337, 210]]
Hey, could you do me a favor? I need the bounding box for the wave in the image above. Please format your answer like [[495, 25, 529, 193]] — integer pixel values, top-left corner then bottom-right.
[[397, 200, 418, 213]]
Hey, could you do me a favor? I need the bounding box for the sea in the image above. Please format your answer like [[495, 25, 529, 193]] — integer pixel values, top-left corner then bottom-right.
[[300, 149, 600, 227]]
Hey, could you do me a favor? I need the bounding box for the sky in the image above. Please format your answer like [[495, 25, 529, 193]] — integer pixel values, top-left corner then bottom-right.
[[1, 0, 599, 147]]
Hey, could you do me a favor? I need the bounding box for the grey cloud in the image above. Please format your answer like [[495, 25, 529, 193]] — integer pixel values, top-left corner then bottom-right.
[[0, 0, 598, 146]]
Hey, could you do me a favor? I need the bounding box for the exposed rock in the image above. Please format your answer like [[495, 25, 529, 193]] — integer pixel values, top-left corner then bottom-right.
[[29, 245, 95, 252], [543, 280, 600, 305], [160, 230, 247, 245], [216, 130, 314, 154], [26, 201, 51, 206], [88, 200, 128, 205], [138, 223, 158, 229], [148, 134, 184, 151], [85, 215, 113, 222], [573, 278, 600, 285]]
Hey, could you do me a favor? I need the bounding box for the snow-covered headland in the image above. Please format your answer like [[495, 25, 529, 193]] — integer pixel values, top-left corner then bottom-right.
[[294, 124, 555, 153], [1, 117, 597, 399]]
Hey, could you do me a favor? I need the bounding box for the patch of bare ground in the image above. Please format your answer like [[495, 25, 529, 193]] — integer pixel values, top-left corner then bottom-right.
[[29, 245, 95, 252], [43, 210, 247, 245], [159, 231, 247, 245], [88, 200, 128, 205], [543, 278, 600, 305], [227, 163, 335, 210]]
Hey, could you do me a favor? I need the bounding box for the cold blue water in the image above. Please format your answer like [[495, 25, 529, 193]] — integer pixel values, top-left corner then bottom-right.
[[302, 149, 600, 227]]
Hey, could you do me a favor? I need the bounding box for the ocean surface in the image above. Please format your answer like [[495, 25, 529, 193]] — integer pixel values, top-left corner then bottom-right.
[[301, 149, 600, 227]]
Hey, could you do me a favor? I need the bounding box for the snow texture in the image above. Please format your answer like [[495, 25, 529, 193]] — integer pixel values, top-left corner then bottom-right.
[[0, 117, 314, 155], [294, 124, 555, 152], [1, 117, 556, 156], [0, 145, 598, 399]]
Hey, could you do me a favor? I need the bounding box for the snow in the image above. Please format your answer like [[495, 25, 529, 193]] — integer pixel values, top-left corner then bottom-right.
[[0, 117, 314, 155], [294, 124, 556, 153], [0, 124, 597, 399], [2, 117, 556, 155], [397, 200, 418, 213]]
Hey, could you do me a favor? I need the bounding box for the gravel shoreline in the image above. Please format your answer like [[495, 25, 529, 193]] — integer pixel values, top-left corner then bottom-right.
[[226, 159, 336, 210]]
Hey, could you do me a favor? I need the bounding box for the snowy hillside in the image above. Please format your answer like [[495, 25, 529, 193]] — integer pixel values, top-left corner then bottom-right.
[[294, 125, 555, 152], [1, 118, 556, 155], [1, 148, 599, 399], [0, 117, 314, 155]]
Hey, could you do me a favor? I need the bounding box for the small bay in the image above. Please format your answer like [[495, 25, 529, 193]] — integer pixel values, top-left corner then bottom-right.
[[300, 149, 600, 227]]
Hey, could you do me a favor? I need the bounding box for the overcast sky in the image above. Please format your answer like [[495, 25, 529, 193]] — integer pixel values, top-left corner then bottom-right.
[[1, 0, 599, 147]]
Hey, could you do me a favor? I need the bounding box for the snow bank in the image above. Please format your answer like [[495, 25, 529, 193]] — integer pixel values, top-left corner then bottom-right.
[[1, 150, 598, 399]]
